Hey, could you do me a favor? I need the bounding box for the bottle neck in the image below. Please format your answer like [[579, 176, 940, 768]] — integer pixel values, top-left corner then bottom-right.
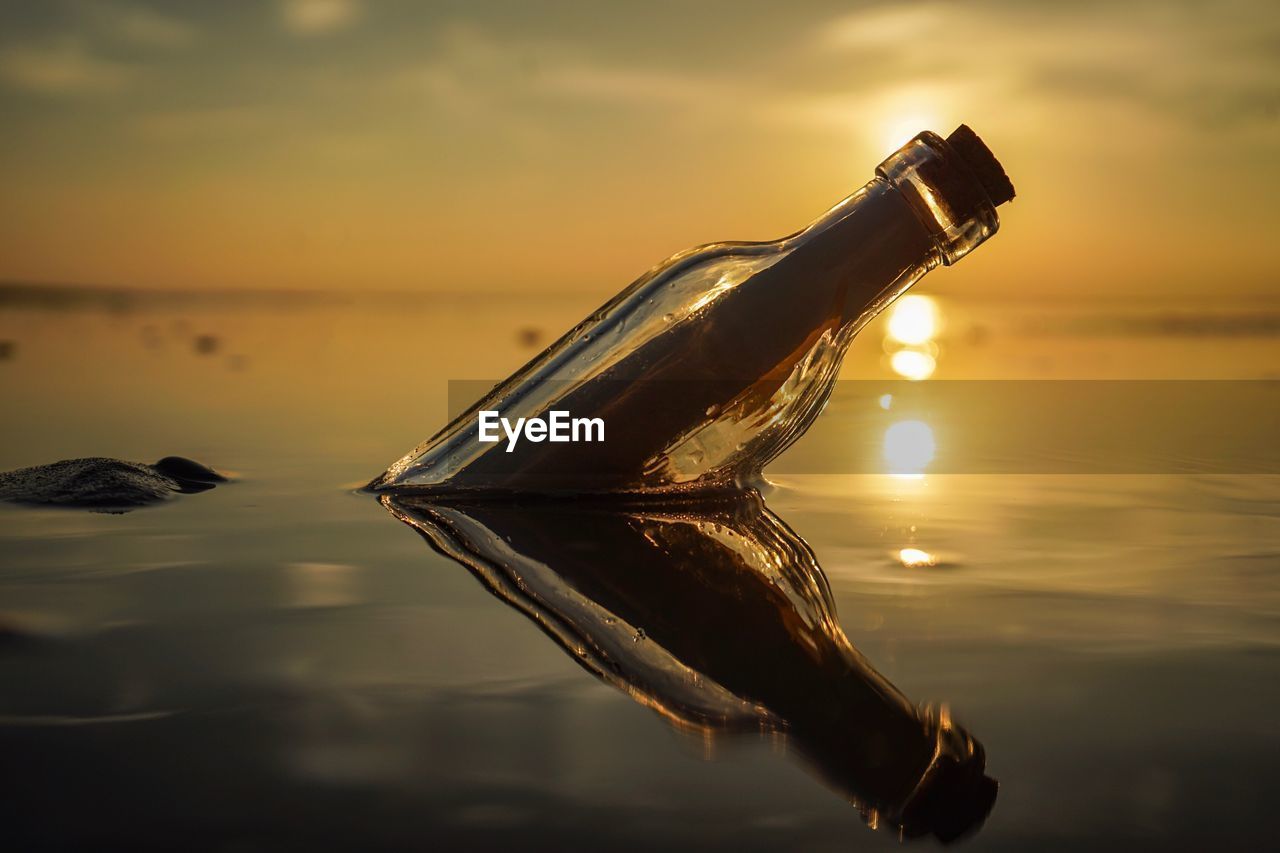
[[876, 131, 1002, 266], [780, 178, 936, 338], [779, 132, 1004, 336]]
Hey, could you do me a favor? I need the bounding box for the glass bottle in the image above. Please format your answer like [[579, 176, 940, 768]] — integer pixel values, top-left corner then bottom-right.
[[371, 126, 1014, 495]]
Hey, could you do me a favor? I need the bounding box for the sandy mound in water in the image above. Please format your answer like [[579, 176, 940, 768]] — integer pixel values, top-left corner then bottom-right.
[[0, 456, 225, 512]]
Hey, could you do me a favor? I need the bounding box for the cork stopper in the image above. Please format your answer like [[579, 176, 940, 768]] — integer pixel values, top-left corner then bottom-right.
[[945, 125, 1015, 207]]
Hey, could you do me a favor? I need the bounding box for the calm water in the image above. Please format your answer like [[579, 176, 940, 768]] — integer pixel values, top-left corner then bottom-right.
[[1, 289, 1278, 850]]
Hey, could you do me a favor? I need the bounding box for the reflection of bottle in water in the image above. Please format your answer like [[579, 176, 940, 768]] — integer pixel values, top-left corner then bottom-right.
[[372, 126, 1014, 495], [384, 491, 998, 842]]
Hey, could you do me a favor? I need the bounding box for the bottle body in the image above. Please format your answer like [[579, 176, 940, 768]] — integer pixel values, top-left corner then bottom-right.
[[372, 129, 1010, 495]]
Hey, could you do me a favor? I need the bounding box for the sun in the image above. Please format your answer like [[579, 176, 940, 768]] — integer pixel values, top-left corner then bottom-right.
[[880, 114, 937, 152], [871, 86, 951, 153]]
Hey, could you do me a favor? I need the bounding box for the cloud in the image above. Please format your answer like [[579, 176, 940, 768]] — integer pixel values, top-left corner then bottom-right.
[[281, 0, 361, 36], [130, 106, 274, 140], [538, 67, 732, 107], [806, 0, 1280, 139], [0, 40, 134, 94], [101, 4, 195, 49], [395, 24, 740, 119], [818, 3, 945, 51]]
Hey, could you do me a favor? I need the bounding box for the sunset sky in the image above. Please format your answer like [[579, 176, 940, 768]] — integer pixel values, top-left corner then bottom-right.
[[1, 0, 1277, 297]]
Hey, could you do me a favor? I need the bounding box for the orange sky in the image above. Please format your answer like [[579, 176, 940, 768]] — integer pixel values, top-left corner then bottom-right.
[[1, 0, 1277, 297]]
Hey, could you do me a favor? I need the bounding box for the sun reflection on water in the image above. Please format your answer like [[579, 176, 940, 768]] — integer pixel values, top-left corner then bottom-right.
[[897, 548, 936, 568], [883, 419, 935, 476], [881, 295, 941, 476], [889, 349, 936, 380], [885, 294, 940, 381], [887, 294, 938, 345]]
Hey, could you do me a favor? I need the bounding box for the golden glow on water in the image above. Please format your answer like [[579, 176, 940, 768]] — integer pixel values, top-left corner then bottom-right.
[[882, 296, 938, 474], [3, 293, 1280, 849], [898, 548, 936, 568], [890, 349, 937, 380], [883, 420, 936, 475]]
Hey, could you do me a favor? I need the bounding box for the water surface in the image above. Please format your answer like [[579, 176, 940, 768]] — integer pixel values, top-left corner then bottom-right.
[[1, 289, 1277, 850]]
